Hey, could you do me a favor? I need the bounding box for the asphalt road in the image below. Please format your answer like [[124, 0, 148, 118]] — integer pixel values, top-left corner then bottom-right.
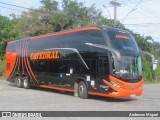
[[0, 80, 160, 120]]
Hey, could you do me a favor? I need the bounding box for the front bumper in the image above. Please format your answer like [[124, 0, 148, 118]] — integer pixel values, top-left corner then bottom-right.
[[103, 75, 143, 98], [88, 75, 143, 98]]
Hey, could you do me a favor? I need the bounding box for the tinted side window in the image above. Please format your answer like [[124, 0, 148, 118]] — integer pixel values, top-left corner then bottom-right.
[[48, 60, 62, 73], [53, 30, 105, 53], [98, 56, 109, 79], [30, 61, 48, 72], [62, 60, 71, 73], [71, 60, 90, 74], [84, 30, 106, 45], [29, 30, 105, 52], [29, 36, 64, 52], [7, 44, 16, 52]]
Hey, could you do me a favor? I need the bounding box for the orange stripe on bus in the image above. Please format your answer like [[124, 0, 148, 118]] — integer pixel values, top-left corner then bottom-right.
[[18, 43, 21, 71], [24, 41, 34, 82], [40, 85, 74, 92], [88, 92, 111, 97], [16, 44, 19, 73], [26, 42, 39, 84], [8, 41, 16, 44], [22, 42, 24, 73], [31, 27, 100, 40]]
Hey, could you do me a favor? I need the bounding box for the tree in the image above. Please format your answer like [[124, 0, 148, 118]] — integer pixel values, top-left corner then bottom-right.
[[0, 15, 19, 58], [15, 0, 103, 37], [15, 10, 54, 37], [62, 0, 102, 28], [0, 15, 19, 77], [40, 0, 59, 12]]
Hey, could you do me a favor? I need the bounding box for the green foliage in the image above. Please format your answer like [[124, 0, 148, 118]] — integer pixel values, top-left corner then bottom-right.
[[154, 60, 160, 82], [15, 11, 55, 37], [0, 15, 19, 78], [62, 0, 102, 28], [0, 58, 4, 77], [40, 0, 59, 12], [141, 53, 155, 82], [96, 18, 114, 27], [15, 0, 103, 37], [0, 15, 19, 58]]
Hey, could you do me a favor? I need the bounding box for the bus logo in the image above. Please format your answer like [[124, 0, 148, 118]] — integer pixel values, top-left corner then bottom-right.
[[30, 51, 60, 60]]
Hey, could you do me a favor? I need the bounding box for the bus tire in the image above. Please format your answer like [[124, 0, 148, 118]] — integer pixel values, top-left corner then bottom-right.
[[16, 76, 23, 88], [23, 77, 30, 89], [78, 81, 88, 99]]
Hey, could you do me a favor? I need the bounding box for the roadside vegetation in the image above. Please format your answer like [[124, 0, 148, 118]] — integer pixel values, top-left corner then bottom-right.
[[0, 0, 160, 83], [0, 58, 4, 78]]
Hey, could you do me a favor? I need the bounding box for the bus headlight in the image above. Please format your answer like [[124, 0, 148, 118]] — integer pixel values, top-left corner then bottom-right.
[[110, 81, 122, 89]]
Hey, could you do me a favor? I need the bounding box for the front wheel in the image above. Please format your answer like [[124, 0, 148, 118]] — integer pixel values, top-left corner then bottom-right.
[[78, 81, 88, 99], [23, 77, 30, 89]]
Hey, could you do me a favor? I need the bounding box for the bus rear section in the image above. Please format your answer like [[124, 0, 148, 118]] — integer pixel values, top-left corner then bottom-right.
[[5, 42, 17, 81]]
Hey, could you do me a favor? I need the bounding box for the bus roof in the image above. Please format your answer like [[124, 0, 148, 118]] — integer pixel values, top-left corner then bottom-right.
[[7, 26, 129, 43], [30, 26, 101, 40]]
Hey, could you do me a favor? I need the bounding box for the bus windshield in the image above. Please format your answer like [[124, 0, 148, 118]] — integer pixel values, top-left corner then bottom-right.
[[111, 53, 142, 80], [107, 30, 139, 54]]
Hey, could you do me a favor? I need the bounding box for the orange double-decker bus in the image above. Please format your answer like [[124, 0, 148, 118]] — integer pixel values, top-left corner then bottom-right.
[[5, 26, 143, 99]]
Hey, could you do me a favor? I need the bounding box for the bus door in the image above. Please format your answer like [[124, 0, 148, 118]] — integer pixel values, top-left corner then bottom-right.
[[97, 56, 110, 91], [62, 60, 73, 88]]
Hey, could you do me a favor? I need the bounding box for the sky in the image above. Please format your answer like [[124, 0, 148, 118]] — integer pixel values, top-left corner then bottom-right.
[[0, 0, 160, 42]]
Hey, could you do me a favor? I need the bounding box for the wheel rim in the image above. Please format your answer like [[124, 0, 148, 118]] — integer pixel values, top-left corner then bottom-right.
[[24, 79, 28, 87], [79, 85, 84, 94], [17, 78, 21, 85]]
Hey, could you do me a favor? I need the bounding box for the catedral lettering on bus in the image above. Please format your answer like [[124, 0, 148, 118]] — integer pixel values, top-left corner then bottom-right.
[[5, 26, 143, 99], [30, 51, 60, 60]]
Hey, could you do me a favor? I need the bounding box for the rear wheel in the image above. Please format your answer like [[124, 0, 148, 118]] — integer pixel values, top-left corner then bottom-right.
[[23, 77, 30, 89], [15, 76, 23, 88], [78, 81, 88, 99]]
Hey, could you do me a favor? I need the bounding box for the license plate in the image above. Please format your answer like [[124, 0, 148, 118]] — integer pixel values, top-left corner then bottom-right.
[[130, 94, 136, 97]]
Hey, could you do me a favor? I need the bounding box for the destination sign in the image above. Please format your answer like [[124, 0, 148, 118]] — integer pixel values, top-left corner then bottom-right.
[[115, 35, 130, 40]]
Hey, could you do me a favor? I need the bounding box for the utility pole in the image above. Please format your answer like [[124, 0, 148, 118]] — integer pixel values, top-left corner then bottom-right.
[[110, 0, 121, 27]]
